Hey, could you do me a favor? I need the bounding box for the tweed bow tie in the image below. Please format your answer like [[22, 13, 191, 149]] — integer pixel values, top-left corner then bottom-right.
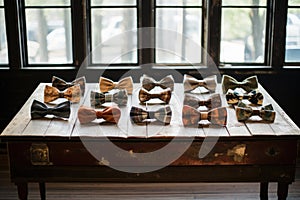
[[235, 102, 276, 122], [99, 76, 133, 94], [182, 105, 227, 126], [184, 93, 222, 110], [77, 106, 121, 124], [130, 106, 172, 125], [226, 89, 263, 105], [221, 75, 258, 94], [139, 88, 172, 104], [52, 76, 86, 96], [90, 90, 128, 107], [183, 74, 217, 93], [44, 85, 81, 103], [31, 100, 70, 119], [141, 74, 175, 91]]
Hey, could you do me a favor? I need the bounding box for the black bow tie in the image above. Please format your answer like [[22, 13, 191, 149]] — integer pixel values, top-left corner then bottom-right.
[[31, 100, 70, 119], [52, 76, 86, 96]]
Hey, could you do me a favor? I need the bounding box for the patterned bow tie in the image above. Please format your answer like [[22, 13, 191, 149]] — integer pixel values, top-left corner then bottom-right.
[[235, 102, 276, 122], [182, 105, 227, 126], [77, 106, 121, 124], [221, 75, 258, 94], [130, 106, 172, 125], [90, 90, 128, 107], [226, 89, 263, 105], [52, 76, 86, 96], [44, 85, 81, 103], [184, 93, 222, 110], [139, 88, 172, 104], [31, 100, 70, 119], [141, 74, 175, 91], [99, 76, 133, 95], [183, 74, 217, 93]]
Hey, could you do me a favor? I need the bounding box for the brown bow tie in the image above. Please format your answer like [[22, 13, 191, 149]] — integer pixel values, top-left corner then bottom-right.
[[44, 85, 81, 103], [183, 74, 217, 93], [99, 76, 133, 95], [139, 88, 172, 104], [130, 106, 172, 125], [184, 93, 222, 110], [52, 76, 86, 96], [141, 74, 175, 91], [77, 106, 121, 124]]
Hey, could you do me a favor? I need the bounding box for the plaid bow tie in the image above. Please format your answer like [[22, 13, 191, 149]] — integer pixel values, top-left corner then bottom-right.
[[77, 106, 121, 124], [99, 76, 133, 95], [221, 75, 258, 94], [183, 74, 217, 93], [44, 85, 81, 103], [31, 100, 70, 119], [52, 76, 86, 96], [130, 106, 172, 125], [184, 93, 222, 110], [90, 90, 128, 107], [235, 102, 276, 122], [226, 89, 263, 105], [141, 74, 175, 91], [139, 88, 172, 104], [182, 105, 227, 126]]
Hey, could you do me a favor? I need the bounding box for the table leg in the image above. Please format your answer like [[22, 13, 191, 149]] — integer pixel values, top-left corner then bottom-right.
[[39, 182, 46, 200], [16, 182, 28, 200], [260, 182, 269, 200], [277, 182, 289, 200]]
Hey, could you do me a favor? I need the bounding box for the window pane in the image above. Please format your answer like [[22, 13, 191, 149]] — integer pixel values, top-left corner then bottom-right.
[[25, 0, 70, 6], [289, 0, 300, 6], [0, 0, 3, 6], [223, 0, 267, 6], [0, 9, 8, 64], [285, 9, 300, 62], [91, 0, 135, 6], [156, 0, 202, 6]]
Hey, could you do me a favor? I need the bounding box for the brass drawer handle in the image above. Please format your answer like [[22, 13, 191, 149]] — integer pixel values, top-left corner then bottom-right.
[[227, 144, 246, 162], [30, 143, 53, 165]]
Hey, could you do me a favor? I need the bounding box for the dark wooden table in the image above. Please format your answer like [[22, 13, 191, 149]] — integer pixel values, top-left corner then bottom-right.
[[1, 83, 299, 200]]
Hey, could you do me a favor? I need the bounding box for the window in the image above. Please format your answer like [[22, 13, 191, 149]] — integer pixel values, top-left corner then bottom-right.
[[0, 0, 8, 64]]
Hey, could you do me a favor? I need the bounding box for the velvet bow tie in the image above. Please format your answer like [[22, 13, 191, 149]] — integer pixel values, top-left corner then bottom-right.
[[182, 105, 227, 126], [141, 74, 175, 91], [139, 88, 172, 104], [90, 90, 128, 107], [235, 102, 276, 122], [184, 93, 222, 110], [31, 100, 71, 119], [77, 106, 121, 124], [99, 76, 133, 95], [183, 74, 217, 93], [226, 89, 263, 105], [52, 76, 86, 96], [221, 75, 258, 94], [44, 85, 81, 103], [130, 106, 172, 125]]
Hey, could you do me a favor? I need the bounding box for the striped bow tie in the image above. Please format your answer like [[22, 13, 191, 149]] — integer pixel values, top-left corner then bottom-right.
[[31, 100, 70, 119], [221, 75, 258, 94], [52, 76, 86, 96], [226, 89, 263, 105], [182, 105, 227, 126], [139, 88, 172, 104], [141, 74, 175, 91], [130, 106, 172, 125], [77, 106, 121, 124], [99, 76, 133, 95], [184, 93, 222, 110], [235, 102, 276, 122], [183, 74, 217, 93], [90, 90, 128, 107], [44, 85, 81, 103]]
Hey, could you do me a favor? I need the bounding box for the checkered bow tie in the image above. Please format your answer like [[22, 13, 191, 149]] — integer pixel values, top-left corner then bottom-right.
[[44, 85, 81, 103], [141, 74, 175, 91], [139, 88, 172, 104], [130, 106, 172, 125], [235, 102, 276, 122], [52, 76, 86, 96], [184, 93, 222, 110], [90, 90, 128, 107], [31, 100, 70, 119], [182, 105, 227, 126], [226, 89, 263, 105], [77, 106, 121, 124], [183, 74, 217, 93], [99, 76, 133, 95], [221, 75, 258, 94]]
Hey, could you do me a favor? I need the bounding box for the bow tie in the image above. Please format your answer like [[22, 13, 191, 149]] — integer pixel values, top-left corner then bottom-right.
[[77, 106, 121, 124], [139, 88, 172, 104], [90, 90, 128, 107], [130, 106, 172, 125], [52, 76, 86, 96], [184, 93, 222, 110], [226, 89, 263, 105], [235, 102, 276, 122], [221, 75, 258, 94], [182, 105, 227, 126], [183, 74, 217, 93], [31, 100, 71, 119], [44, 85, 81, 103], [141, 74, 174, 91], [99, 76, 133, 95]]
